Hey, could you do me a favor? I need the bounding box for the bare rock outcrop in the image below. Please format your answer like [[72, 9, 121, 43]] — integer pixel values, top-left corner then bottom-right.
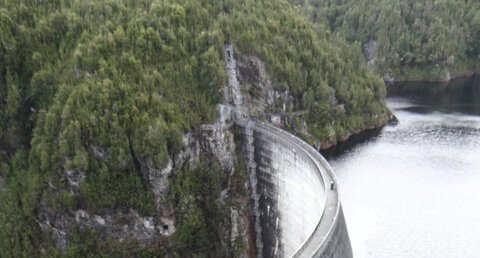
[[39, 209, 165, 250]]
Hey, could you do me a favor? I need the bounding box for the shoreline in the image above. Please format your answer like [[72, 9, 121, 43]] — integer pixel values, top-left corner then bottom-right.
[[322, 72, 479, 157], [388, 71, 477, 85], [319, 110, 396, 153]]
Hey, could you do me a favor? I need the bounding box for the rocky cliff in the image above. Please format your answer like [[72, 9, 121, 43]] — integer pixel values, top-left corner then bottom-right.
[[235, 54, 390, 150], [0, 1, 389, 257], [34, 104, 255, 257]]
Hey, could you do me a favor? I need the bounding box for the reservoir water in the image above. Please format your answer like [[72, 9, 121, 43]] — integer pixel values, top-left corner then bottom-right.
[[329, 77, 480, 258]]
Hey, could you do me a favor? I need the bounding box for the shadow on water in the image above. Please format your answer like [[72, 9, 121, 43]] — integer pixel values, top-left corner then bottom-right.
[[398, 106, 437, 114], [322, 74, 480, 160], [321, 127, 383, 160], [387, 75, 480, 115]]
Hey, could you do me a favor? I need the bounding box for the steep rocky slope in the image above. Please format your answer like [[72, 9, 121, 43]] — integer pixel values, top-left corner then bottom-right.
[[0, 0, 388, 257]]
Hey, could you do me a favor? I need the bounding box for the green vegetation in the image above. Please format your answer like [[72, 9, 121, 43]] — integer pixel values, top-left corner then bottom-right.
[[0, 0, 387, 256], [291, 0, 480, 80], [171, 158, 228, 257], [224, 0, 388, 142]]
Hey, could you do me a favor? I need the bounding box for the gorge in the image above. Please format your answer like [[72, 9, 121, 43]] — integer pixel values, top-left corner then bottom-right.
[[1, 1, 478, 257]]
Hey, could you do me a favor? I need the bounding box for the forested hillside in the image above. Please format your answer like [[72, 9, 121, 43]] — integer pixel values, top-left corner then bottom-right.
[[291, 0, 480, 81], [0, 0, 387, 257]]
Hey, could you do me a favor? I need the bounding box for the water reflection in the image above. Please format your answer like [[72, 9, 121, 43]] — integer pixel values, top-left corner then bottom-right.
[[389, 75, 480, 115], [330, 80, 480, 258]]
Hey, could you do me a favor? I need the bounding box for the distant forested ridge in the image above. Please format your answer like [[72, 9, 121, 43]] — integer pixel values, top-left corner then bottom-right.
[[0, 0, 387, 257], [291, 0, 480, 81]]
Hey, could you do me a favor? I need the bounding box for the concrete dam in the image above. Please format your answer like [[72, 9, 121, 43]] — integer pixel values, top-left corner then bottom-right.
[[224, 44, 352, 257], [237, 120, 352, 258]]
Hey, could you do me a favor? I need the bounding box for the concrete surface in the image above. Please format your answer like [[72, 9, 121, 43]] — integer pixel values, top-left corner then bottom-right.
[[239, 120, 352, 258]]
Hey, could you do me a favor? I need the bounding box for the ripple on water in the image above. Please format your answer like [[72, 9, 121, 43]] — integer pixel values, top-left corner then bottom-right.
[[331, 97, 480, 258]]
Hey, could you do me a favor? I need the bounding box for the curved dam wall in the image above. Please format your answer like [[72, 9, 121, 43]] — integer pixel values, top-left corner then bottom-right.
[[243, 121, 352, 258]]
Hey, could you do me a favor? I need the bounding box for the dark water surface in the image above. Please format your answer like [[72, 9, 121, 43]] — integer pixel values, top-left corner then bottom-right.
[[330, 77, 480, 258]]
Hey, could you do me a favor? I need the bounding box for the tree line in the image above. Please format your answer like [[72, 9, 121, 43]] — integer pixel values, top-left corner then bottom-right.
[[291, 0, 480, 80], [0, 0, 388, 256]]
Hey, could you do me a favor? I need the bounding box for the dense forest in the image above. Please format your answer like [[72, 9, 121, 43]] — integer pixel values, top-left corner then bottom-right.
[[6, 0, 480, 257], [0, 0, 388, 257], [291, 0, 480, 81]]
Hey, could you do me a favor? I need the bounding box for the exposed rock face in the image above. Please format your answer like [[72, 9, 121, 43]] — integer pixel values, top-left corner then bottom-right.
[[147, 157, 172, 210], [218, 104, 234, 124], [146, 156, 176, 236], [39, 146, 174, 250], [236, 56, 274, 116], [235, 55, 315, 150], [39, 209, 164, 250], [200, 122, 235, 172], [383, 72, 395, 85], [37, 100, 253, 255], [36, 46, 270, 257], [445, 69, 452, 81], [39, 132, 180, 249], [174, 132, 200, 171], [74, 209, 160, 243], [236, 56, 296, 124], [235, 52, 390, 152], [64, 169, 85, 190], [361, 40, 394, 85], [362, 39, 377, 69]]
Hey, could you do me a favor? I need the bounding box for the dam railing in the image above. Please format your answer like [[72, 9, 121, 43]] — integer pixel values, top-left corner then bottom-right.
[[224, 44, 350, 258], [237, 118, 351, 258]]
